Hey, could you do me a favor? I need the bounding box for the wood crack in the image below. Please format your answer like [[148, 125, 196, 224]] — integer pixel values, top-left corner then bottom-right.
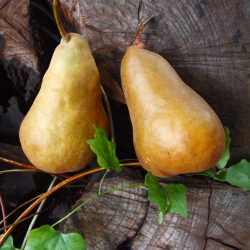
[[206, 237, 239, 250], [116, 195, 150, 249], [203, 180, 212, 250]]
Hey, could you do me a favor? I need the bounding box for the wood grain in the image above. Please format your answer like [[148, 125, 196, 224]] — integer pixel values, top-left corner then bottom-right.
[[58, 177, 250, 250], [205, 239, 235, 250], [207, 183, 250, 249], [1, 144, 249, 249], [59, 177, 148, 250], [0, 0, 249, 248], [0, 0, 41, 104], [59, 0, 250, 163], [131, 183, 210, 250]]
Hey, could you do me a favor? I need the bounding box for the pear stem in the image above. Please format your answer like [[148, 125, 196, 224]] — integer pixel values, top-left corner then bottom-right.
[[133, 15, 154, 45], [52, 0, 70, 43]]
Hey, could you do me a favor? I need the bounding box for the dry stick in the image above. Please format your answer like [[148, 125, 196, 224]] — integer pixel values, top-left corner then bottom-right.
[[120, 162, 141, 167], [0, 193, 7, 233], [0, 211, 49, 233], [0, 195, 42, 226], [0, 162, 140, 244], [0, 169, 38, 174], [133, 15, 154, 45], [0, 157, 37, 170], [0, 167, 102, 244], [21, 177, 58, 250], [0, 157, 69, 179]]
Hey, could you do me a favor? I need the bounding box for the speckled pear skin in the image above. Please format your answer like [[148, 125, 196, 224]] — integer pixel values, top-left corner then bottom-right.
[[121, 43, 225, 177], [19, 33, 109, 173]]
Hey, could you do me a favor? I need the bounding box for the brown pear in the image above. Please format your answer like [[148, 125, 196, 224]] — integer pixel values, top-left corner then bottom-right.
[[121, 23, 225, 177], [19, 33, 109, 173]]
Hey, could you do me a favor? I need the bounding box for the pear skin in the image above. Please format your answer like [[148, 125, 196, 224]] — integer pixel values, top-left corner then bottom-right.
[[19, 33, 109, 173], [121, 43, 225, 177]]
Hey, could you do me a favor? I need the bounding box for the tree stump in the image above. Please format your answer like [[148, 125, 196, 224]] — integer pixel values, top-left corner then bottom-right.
[[60, 0, 250, 163], [0, 0, 249, 249], [58, 177, 250, 249], [1, 144, 249, 249]]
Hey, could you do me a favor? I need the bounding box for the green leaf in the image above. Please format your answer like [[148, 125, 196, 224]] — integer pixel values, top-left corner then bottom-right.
[[165, 184, 187, 217], [217, 126, 231, 169], [216, 159, 250, 191], [24, 225, 86, 250], [0, 235, 19, 250], [144, 173, 188, 224], [189, 169, 216, 179], [144, 173, 169, 217], [87, 127, 121, 172]]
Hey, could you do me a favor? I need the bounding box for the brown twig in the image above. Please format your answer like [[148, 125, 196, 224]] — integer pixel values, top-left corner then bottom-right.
[[0, 210, 49, 232], [0, 157, 37, 170], [0, 194, 42, 225], [0, 167, 103, 244], [21, 177, 58, 249], [0, 157, 69, 179], [0, 162, 141, 244], [0, 193, 7, 233]]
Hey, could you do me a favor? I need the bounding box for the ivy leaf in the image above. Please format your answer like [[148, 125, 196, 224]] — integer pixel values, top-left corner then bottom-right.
[[144, 173, 188, 224], [217, 126, 231, 169], [87, 127, 121, 172], [0, 235, 19, 250], [24, 225, 86, 250], [216, 159, 250, 191], [189, 169, 217, 180], [165, 184, 187, 217], [144, 173, 169, 223]]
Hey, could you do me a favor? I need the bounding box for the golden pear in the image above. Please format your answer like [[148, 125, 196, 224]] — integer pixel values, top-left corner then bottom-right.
[[121, 42, 225, 177], [19, 33, 109, 173]]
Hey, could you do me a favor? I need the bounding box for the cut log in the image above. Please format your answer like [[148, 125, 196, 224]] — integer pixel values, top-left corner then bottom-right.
[[207, 183, 250, 249], [58, 177, 250, 250], [0, 144, 249, 249], [59, 178, 148, 250], [0, 0, 41, 104], [59, 0, 250, 163], [131, 182, 210, 250], [205, 239, 235, 250]]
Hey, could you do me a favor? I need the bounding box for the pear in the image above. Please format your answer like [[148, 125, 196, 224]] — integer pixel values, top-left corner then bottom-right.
[[19, 2, 108, 173], [121, 20, 225, 177]]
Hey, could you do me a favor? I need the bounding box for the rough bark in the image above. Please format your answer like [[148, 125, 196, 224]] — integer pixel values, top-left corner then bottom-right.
[[0, 0, 41, 104], [59, 0, 250, 163], [58, 176, 250, 250], [1, 144, 249, 249], [0, 0, 41, 144], [0, 0, 249, 248]]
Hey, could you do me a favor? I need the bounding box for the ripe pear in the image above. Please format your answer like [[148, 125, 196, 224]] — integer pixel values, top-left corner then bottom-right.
[[19, 33, 109, 173], [121, 38, 225, 177]]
